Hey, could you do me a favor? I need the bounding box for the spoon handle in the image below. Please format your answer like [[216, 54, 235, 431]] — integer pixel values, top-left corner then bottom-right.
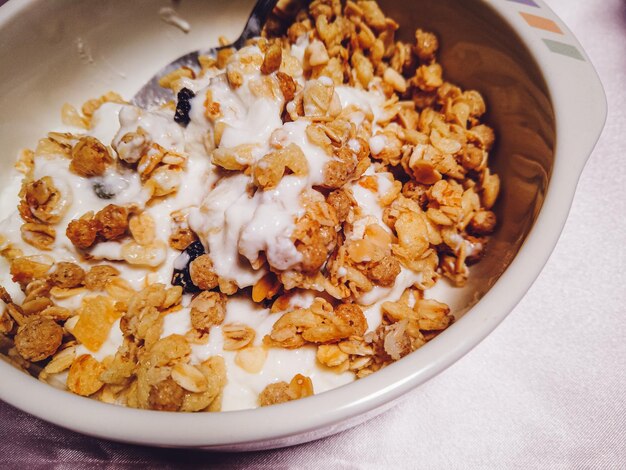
[[233, 0, 279, 48]]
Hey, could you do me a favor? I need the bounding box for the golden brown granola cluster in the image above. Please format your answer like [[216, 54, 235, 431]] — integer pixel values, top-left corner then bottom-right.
[[239, 0, 499, 380], [0, 0, 499, 410], [1, 255, 226, 410]]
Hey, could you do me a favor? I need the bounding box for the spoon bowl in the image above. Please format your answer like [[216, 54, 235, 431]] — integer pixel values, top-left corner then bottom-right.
[[131, 0, 278, 107]]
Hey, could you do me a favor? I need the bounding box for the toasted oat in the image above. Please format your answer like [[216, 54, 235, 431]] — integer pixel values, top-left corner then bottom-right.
[[70, 136, 112, 177], [66, 217, 100, 250], [276, 71, 297, 102], [251, 272, 281, 303], [189, 254, 219, 291], [481, 169, 500, 209], [258, 374, 314, 407], [95, 204, 130, 240], [20, 223, 55, 250], [253, 144, 308, 190], [14, 317, 63, 362], [261, 41, 283, 74], [148, 378, 186, 411], [158, 66, 195, 91], [171, 362, 209, 393], [40, 305, 73, 321], [169, 227, 198, 251], [258, 381, 290, 406], [66, 204, 134, 249], [83, 265, 120, 291], [317, 344, 349, 369], [21, 296, 53, 316], [121, 240, 167, 268], [415, 28, 439, 62], [469, 210, 497, 235], [0, 308, 15, 334], [222, 323, 256, 351], [43, 344, 77, 374], [235, 346, 267, 373], [49, 262, 86, 289], [265, 298, 367, 348], [61, 103, 89, 129], [180, 356, 226, 412], [21, 176, 69, 225], [190, 291, 226, 332], [129, 212, 156, 246]]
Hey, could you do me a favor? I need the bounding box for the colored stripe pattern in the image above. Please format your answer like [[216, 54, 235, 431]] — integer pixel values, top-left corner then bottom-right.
[[507, 0, 540, 6], [520, 12, 562, 34], [505, 0, 586, 61], [542, 39, 585, 61]]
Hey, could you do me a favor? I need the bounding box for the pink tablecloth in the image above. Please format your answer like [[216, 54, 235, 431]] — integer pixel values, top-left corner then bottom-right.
[[1, 0, 625, 467]]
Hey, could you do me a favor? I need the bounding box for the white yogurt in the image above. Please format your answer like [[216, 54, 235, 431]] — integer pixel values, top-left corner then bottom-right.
[[0, 41, 446, 412]]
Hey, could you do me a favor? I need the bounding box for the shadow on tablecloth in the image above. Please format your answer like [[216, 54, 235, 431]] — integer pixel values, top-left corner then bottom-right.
[[0, 400, 358, 469]]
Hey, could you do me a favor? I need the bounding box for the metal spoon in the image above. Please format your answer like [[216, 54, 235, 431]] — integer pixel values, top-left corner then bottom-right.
[[131, 0, 279, 108]]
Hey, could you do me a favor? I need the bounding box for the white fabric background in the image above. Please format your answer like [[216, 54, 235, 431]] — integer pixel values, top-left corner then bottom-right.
[[1, 0, 625, 468]]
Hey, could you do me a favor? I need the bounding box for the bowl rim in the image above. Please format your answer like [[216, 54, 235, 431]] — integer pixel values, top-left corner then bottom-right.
[[0, 0, 607, 448]]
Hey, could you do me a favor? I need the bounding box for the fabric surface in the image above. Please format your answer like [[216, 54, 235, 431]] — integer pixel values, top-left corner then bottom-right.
[[1, 0, 625, 468]]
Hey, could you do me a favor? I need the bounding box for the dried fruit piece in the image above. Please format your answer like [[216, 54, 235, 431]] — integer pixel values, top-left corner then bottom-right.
[[261, 41, 283, 74], [10, 255, 53, 288], [253, 144, 308, 190], [72, 296, 120, 351], [276, 71, 296, 102], [67, 354, 105, 396], [171, 240, 206, 293], [174, 87, 195, 127], [92, 180, 117, 200]]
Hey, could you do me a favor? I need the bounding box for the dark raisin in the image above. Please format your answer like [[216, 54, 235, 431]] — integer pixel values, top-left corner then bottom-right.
[[92, 181, 116, 199], [174, 87, 195, 127], [171, 240, 205, 293]]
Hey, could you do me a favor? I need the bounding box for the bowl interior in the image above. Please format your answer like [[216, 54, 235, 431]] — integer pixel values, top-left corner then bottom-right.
[[380, 0, 556, 315], [0, 0, 555, 415]]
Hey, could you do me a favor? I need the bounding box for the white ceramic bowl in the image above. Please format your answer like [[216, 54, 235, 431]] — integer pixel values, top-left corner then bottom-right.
[[0, 0, 606, 450]]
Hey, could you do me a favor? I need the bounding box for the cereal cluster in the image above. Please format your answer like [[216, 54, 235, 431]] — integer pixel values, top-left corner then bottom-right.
[[0, 0, 499, 410]]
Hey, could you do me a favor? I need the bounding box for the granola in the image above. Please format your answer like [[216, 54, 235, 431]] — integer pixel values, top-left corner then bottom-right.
[[0, 0, 498, 411]]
